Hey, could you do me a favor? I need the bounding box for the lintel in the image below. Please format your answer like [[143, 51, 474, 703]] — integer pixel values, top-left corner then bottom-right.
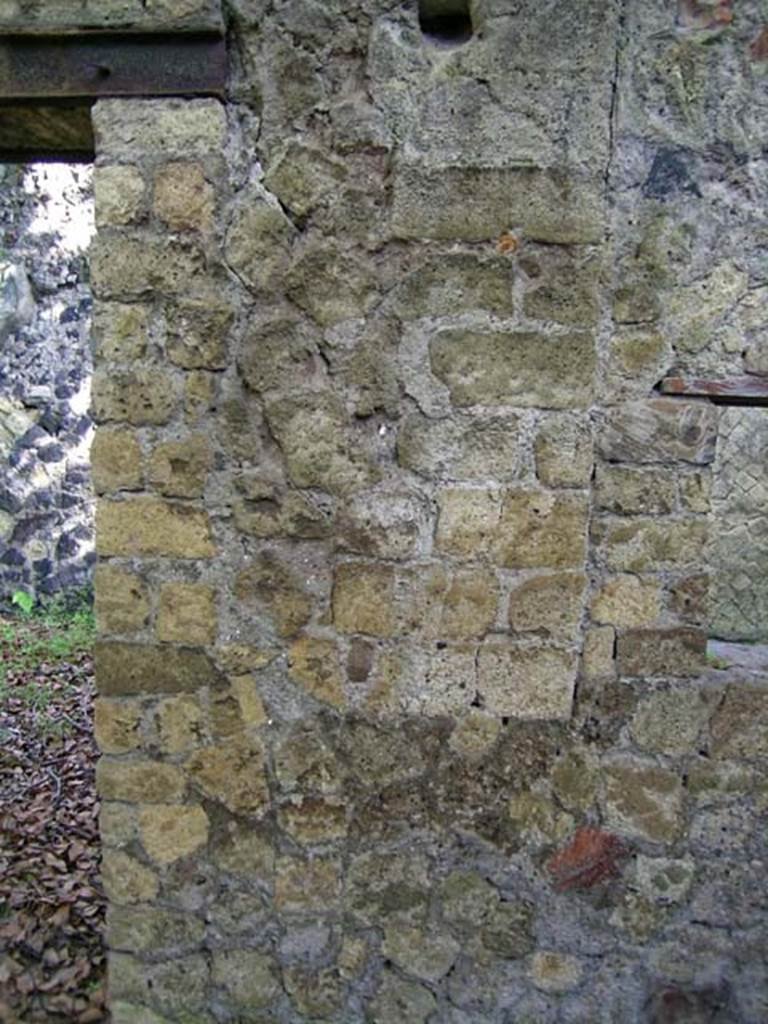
[[0, 31, 227, 159]]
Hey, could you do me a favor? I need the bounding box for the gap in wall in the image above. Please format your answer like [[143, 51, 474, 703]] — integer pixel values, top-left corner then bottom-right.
[[0, 162, 95, 606]]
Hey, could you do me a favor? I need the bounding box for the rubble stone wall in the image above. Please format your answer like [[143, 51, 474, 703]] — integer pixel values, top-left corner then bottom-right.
[[0, 163, 94, 602], [6, 0, 768, 1020]]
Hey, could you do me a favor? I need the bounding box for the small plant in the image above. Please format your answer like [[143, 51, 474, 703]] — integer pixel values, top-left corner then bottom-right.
[[11, 589, 34, 615]]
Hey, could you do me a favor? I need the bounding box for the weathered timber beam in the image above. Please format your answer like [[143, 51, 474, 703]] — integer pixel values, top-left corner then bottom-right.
[[660, 376, 768, 405], [0, 32, 227, 102]]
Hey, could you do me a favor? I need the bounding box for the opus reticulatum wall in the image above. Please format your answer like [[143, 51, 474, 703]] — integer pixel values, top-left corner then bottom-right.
[[5, 0, 768, 1020]]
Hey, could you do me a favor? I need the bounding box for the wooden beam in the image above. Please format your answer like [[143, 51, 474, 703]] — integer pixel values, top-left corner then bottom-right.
[[0, 103, 93, 160], [660, 376, 768, 405], [0, 32, 226, 102]]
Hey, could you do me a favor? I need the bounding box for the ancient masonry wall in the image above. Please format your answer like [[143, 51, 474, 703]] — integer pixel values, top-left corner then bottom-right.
[[0, 164, 94, 601], [4, 0, 768, 1020]]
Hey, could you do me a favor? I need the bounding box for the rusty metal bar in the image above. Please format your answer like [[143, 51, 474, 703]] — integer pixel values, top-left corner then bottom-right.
[[660, 376, 768, 405], [0, 32, 227, 102]]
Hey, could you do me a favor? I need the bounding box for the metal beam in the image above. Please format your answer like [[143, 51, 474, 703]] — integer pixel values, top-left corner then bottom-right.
[[0, 32, 227, 102], [660, 376, 768, 405]]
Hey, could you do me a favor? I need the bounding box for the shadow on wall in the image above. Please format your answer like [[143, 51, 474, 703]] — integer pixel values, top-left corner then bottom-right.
[[0, 163, 95, 604]]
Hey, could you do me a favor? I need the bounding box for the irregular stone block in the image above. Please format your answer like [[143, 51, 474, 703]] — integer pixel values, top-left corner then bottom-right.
[[265, 391, 375, 495], [154, 161, 214, 232], [264, 141, 347, 217], [165, 295, 233, 370], [139, 804, 209, 865], [630, 688, 716, 755], [435, 487, 502, 558], [95, 642, 223, 696], [368, 968, 437, 1024], [710, 684, 768, 758], [286, 239, 379, 326], [332, 563, 397, 637], [388, 253, 515, 319], [275, 856, 342, 911], [94, 565, 150, 634], [337, 490, 426, 559], [601, 758, 683, 842], [278, 796, 347, 844], [534, 414, 593, 488], [391, 164, 604, 243], [598, 400, 717, 464], [155, 695, 203, 754], [107, 906, 204, 956], [382, 924, 460, 983], [530, 952, 584, 993], [430, 329, 595, 409], [94, 164, 145, 227], [397, 411, 521, 482], [211, 950, 279, 1011], [438, 569, 499, 640], [288, 635, 345, 708], [157, 582, 217, 645], [592, 519, 709, 572], [595, 464, 677, 515], [477, 644, 578, 718], [581, 625, 616, 681], [508, 572, 587, 638], [100, 849, 159, 905], [591, 575, 661, 628], [187, 738, 270, 815], [522, 246, 601, 326], [96, 498, 215, 558], [93, 99, 227, 161], [235, 553, 312, 638], [148, 436, 212, 498], [225, 193, 297, 292], [93, 697, 141, 754], [493, 491, 589, 570], [93, 302, 149, 361], [616, 628, 706, 677], [92, 367, 176, 426]]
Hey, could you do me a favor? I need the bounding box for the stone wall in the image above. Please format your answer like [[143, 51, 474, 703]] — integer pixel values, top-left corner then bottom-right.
[[5, 0, 768, 1020], [0, 163, 94, 602]]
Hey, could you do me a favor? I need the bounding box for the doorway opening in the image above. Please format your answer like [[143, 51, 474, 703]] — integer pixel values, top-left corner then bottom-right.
[[0, 160, 95, 607]]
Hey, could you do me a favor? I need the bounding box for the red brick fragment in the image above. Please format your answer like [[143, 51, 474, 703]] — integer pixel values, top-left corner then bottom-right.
[[677, 0, 733, 31], [547, 827, 628, 891], [750, 26, 768, 60]]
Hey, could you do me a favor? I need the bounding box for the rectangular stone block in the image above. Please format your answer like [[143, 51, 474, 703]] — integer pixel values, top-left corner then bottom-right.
[[430, 329, 595, 409], [96, 498, 215, 557], [157, 582, 217, 645], [90, 233, 207, 300], [96, 641, 224, 696], [595, 465, 676, 515], [91, 426, 144, 492], [592, 518, 709, 573], [95, 565, 150, 634], [92, 367, 177, 426], [598, 400, 717, 465], [616, 628, 706, 678], [332, 563, 397, 637], [93, 98, 227, 161], [92, 302, 149, 361], [391, 164, 604, 244], [397, 412, 521, 482], [96, 758, 185, 802], [477, 644, 578, 719], [493, 491, 589, 570]]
